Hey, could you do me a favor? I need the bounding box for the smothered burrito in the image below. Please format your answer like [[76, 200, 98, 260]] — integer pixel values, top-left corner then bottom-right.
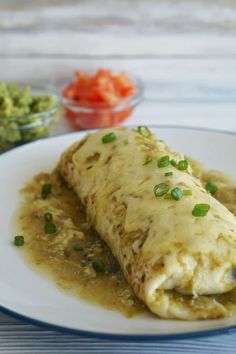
[[58, 127, 236, 320]]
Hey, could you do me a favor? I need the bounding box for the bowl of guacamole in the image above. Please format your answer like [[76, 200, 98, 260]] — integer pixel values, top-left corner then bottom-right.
[[0, 82, 62, 153]]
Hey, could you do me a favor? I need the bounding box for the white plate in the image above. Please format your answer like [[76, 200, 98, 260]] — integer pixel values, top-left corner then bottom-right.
[[1, 125, 236, 340]]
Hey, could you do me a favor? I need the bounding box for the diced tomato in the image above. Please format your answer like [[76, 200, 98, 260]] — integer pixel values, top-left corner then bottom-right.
[[62, 69, 137, 129], [63, 69, 136, 104], [63, 83, 78, 99]]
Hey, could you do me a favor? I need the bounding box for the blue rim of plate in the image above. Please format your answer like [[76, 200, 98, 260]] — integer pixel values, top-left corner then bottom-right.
[[2, 124, 236, 341]]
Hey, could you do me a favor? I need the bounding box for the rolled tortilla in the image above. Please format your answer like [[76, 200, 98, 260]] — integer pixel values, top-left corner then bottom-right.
[[58, 127, 236, 320]]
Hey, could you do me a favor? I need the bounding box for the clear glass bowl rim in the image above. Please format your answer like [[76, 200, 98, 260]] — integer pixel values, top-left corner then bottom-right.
[[61, 74, 144, 113], [0, 84, 61, 128]]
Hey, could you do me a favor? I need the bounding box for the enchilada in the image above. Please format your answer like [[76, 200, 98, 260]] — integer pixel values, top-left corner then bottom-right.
[[58, 127, 236, 320]]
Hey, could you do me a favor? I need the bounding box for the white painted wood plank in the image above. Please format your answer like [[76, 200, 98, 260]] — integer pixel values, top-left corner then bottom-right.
[[1, 58, 236, 102], [1, 33, 236, 57], [1, 1, 236, 58], [1, 0, 236, 35], [111, 102, 236, 132]]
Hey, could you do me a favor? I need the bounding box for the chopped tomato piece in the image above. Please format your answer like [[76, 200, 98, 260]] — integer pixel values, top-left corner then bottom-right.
[[62, 69, 138, 129], [63, 69, 136, 105]]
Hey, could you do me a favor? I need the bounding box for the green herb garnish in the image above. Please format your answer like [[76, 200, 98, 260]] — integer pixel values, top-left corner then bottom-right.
[[170, 159, 177, 167], [44, 212, 53, 223], [164, 172, 173, 177], [178, 159, 188, 171], [157, 155, 170, 168], [154, 182, 169, 197], [41, 183, 52, 199], [192, 203, 210, 217], [143, 157, 152, 165], [14, 235, 24, 246], [205, 181, 218, 194], [171, 187, 183, 201], [101, 132, 116, 144], [44, 223, 57, 234], [136, 126, 152, 137], [92, 260, 105, 273]]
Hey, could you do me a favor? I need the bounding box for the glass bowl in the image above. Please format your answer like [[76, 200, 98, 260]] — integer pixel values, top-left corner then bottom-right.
[[61, 75, 143, 130], [0, 86, 62, 153]]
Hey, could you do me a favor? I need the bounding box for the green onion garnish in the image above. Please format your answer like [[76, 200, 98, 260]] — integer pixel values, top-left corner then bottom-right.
[[158, 155, 170, 168], [205, 181, 218, 194], [123, 139, 129, 145], [183, 190, 192, 196], [170, 159, 177, 167], [14, 235, 24, 246], [136, 126, 152, 137], [44, 223, 57, 234], [164, 172, 173, 177], [178, 159, 188, 171], [143, 157, 152, 165], [92, 260, 105, 273], [101, 132, 116, 144], [192, 203, 210, 217], [41, 183, 52, 199], [44, 212, 53, 223], [171, 187, 183, 201], [74, 245, 83, 251], [154, 182, 169, 197]]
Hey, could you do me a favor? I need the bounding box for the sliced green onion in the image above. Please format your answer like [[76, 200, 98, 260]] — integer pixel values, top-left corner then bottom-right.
[[74, 245, 83, 251], [158, 155, 170, 168], [136, 126, 152, 137], [154, 182, 169, 197], [183, 189, 192, 196], [178, 159, 189, 171], [44, 223, 57, 234], [44, 212, 53, 222], [143, 157, 152, 165], [14, 235, 24, 246], [192, 203, 210, 217], [205, 181, 218, 194], [170, 159, 177, 167], [92, 260, 105, 273], [41, 183, 52, 199], [171, 187, 183, 201], [101, 132, 116, 144], [164, 172, 173, 177]]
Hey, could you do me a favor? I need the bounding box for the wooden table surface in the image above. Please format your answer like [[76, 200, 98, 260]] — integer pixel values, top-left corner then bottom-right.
[[1, 1, 236, 353]]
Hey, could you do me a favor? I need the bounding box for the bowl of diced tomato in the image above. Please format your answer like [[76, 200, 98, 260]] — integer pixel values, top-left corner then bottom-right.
[[62, 69, 143, 129]]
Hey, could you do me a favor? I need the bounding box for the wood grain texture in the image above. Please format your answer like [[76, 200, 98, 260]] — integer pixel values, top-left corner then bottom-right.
[[2, 0, 236, 34], [1, 57, 236, 102], [1, 33, 236, 57], [1, 1, 236, 353], [1, 0, 236, 58]]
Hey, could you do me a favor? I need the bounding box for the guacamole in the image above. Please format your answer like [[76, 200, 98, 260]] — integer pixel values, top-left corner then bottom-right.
[[0, 82, 61, 152]]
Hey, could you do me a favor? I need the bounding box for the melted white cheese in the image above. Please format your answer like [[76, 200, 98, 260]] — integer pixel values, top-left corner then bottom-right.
[[59, 127, 236, 319]]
